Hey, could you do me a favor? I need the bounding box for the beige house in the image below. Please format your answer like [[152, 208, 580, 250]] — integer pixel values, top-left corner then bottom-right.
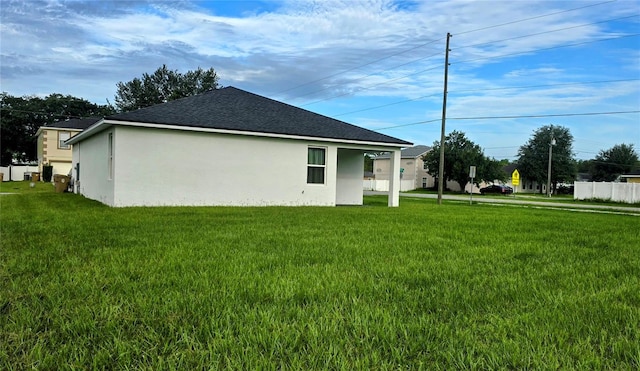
[[36, 117, 100, 177], [373, 145, 435, 190], [620, 172, 640, 183]]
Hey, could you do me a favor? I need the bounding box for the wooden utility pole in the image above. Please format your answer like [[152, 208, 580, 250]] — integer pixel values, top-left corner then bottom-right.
[[437, 33, 451, 205]]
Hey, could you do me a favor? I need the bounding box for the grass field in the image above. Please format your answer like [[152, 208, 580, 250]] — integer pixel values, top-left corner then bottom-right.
[[2, 182, 639, 369]]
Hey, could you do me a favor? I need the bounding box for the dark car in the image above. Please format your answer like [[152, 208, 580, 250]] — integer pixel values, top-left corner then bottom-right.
[[480, 184, 513, 195]]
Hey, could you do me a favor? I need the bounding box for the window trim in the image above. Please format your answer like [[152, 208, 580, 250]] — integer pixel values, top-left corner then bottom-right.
[[108, 132, 113, 180], [307, 146, 326, 185], [58, 131, 71, 149]]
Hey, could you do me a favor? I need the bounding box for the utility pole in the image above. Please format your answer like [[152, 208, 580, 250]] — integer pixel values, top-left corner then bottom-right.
[[437, 32, 451, 205], [547, 135, 556, 197]]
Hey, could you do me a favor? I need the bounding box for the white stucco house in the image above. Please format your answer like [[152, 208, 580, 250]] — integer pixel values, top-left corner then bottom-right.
[[67, 87, 411, 207]]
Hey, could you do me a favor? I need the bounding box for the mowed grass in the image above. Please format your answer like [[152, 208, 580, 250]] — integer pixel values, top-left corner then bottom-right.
[[1, 183, 639, 369]]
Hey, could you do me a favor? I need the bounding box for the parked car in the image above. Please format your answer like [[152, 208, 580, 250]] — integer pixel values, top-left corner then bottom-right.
[[557, 185, 574, 194], [480, 184, 513, 195]]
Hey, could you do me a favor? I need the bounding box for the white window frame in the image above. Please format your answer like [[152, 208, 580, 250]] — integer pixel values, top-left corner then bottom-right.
[[58, 131, 71, 149], [108, 133, 113, 180], [307, 147, 326, 185]]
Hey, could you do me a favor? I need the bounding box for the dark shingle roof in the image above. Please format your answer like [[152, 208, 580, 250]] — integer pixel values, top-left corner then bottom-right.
[[105, 87, 411, 145], [375, 145, 431, 159], [503, 163, 518, 175], [45, 117, 102, 130]]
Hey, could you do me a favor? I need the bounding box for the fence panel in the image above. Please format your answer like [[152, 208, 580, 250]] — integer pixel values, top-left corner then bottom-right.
[[363, 179, 415, 192], [1, 165, 40, 181], [574, 181, 640, 203]]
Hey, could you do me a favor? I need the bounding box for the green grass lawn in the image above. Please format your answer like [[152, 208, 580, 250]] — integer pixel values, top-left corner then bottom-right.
[[2, 182, 639, 369]]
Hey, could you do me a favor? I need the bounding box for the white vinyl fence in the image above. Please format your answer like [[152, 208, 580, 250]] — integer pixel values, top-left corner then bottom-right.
[[574, 181, 640, 204], [363, 179, 416, 192], [0, 165, 39, 181]]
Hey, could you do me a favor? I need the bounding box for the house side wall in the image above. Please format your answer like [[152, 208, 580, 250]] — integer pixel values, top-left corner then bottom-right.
[[111, 126, 339, 207], [414, 158, 433, 189], [373, 156, 434, 190], [336, 149, 364, 205], [37, 132, 44, 170], [73, 129, 115, 205]]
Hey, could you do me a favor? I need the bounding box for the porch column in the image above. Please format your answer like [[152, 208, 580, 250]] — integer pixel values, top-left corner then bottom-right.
[[388, 149, 401, 207]]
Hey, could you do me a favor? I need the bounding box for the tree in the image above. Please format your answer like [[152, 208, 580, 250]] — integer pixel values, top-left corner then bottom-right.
[[114, 65, 220, 112], [517, 124, 576, 194], [422, 130, 505, 191], [590, 144, 639, 181], [0, 93, 114, 165], [575, 159, 593, 173]]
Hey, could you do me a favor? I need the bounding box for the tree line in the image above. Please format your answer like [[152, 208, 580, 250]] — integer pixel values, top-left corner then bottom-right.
[[1, 65, 219, 165], [418, 125, 638, 194]]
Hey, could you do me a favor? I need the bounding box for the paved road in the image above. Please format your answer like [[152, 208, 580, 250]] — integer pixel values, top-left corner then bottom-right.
[[365, 191, 640, 215]]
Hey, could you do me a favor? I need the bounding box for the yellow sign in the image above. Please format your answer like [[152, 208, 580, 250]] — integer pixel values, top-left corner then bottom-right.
[[512, 169, 520, 186]]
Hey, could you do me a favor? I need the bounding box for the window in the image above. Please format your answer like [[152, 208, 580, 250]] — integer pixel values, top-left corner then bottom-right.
[[423, 161, 428, 171], [422, 177, 428, 188], [108, 133, 113, 180], [58, 131, 71, 149], [307, 147, 326, 184]]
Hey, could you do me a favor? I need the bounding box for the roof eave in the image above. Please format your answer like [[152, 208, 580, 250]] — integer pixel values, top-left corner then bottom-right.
[[65, 118, 107, 145], [68, 119, 412, 148]]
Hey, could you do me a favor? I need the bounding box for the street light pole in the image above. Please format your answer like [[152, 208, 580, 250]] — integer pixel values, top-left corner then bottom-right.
[[547, 137, 556, 197]]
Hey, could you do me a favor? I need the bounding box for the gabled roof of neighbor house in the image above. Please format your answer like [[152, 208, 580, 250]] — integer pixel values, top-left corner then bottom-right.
[[37, 117, 102, 136], [620, 170, 640, 178], [503, 163, 518, 175], [374, 145, 431, 159], [44, 117, 102, 130], [68, 87, 411, 146]]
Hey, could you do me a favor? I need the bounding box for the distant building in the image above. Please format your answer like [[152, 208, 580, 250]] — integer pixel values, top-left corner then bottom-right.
[[620, 170, 640, 183], [373, 145, 435, 190], [36, 117, 101, 176]]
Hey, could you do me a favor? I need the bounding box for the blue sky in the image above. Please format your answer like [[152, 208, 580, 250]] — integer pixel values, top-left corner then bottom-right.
[[1, 0, 638, 160]]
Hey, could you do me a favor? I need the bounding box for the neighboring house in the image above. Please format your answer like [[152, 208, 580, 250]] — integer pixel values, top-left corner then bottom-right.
[[373, 145, 434, 190], [503, 163, 544, 193], [620, 171, 640, 183], [503, 163, 555, 194], [36, 117, 101, 177], [66, 87, 411, 207]]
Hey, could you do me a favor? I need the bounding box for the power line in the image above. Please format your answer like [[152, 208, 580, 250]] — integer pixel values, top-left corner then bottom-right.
[[333, 79, 640, 118], [450, 79, 640, 94], [276, 1, 616, 98], [333, 92, 442, 117], [276, 38, 444, 95], [300, 18, 637, 109], [454, 0, 616, 36], [291, 50, 445, 101], [375, 110, 640, 130], [449, 110, 640, 121], [452, 33, 640, 66], [454, 14, 639, 52], [300, 64, 444, 107]]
